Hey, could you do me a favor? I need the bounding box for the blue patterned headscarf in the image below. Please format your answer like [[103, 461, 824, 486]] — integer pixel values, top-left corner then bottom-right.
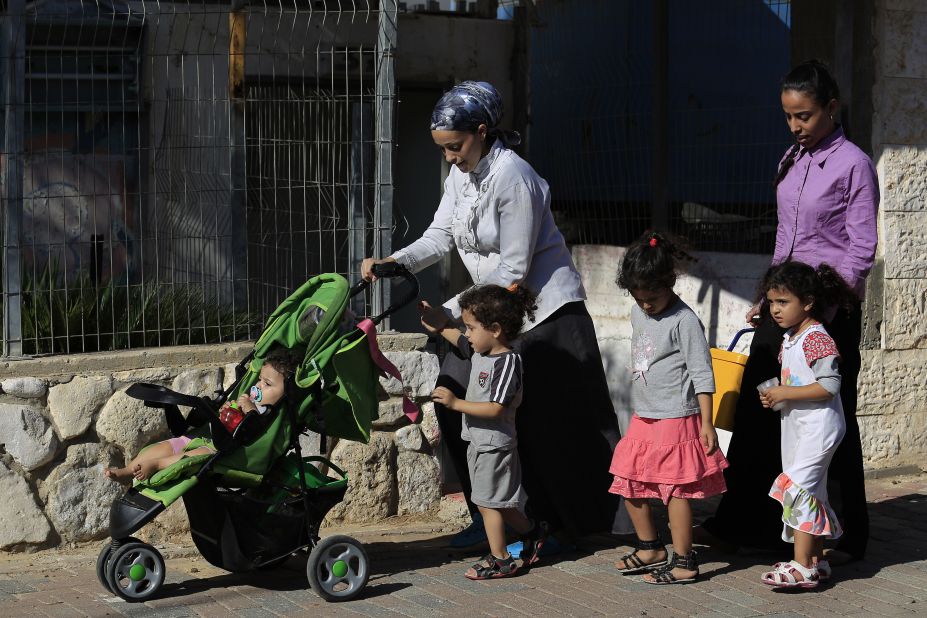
[[430, 81, 521, 147]]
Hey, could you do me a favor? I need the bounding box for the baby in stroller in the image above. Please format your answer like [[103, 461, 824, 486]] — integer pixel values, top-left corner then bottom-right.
[[104, 347, 302, 482]]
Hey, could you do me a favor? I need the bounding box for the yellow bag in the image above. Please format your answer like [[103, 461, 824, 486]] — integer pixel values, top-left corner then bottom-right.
[[709, 329, 754, 432]]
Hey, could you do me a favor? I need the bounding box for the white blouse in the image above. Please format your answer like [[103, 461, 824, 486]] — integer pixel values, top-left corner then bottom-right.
[[391, 140, 585, 330]]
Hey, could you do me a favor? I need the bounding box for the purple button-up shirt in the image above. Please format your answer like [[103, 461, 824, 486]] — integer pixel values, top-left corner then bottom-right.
[[772, 126, 880, 298]]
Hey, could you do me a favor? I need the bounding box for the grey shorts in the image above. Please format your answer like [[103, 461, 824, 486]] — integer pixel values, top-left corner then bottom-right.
[[466, 442, 528, 510]]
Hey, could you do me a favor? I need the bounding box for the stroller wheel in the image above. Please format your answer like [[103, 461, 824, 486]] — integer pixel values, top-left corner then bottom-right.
[[307, 535, 370, 602], [105, 541, 166, 602], [96, 537, 141, 595]]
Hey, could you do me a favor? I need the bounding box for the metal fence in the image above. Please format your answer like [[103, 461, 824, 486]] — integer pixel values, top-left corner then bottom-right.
[[527, 0, 793, 252], [1, 0, 397, 357]]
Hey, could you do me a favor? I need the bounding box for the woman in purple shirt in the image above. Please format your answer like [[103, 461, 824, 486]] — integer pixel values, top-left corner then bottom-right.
[[697, 61, 878, 563]]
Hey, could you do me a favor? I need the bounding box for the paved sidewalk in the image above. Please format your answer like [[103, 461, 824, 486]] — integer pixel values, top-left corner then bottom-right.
[[1, 472, 926, 617]]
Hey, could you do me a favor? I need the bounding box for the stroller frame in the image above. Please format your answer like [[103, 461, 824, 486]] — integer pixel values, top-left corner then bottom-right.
[[96, 264, 419, 603]]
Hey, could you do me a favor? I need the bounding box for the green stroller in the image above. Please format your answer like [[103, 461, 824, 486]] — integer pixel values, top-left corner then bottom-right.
[[95, 264, 419, 603]]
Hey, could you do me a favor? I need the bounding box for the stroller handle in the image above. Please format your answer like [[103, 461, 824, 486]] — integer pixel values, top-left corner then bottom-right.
[[351, 262, 420, 325]]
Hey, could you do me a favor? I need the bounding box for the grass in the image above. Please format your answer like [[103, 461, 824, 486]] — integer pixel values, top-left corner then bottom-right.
[[1, 264, 260, 355]]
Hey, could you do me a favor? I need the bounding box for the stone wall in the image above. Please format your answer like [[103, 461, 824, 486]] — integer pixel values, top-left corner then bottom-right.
[[0, 334, 455, 552], [862, 0, 927, 468]]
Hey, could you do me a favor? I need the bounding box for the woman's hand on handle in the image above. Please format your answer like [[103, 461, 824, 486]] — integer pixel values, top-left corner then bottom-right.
[[745, 302, 762, 326], [361, 256, 396, 281]]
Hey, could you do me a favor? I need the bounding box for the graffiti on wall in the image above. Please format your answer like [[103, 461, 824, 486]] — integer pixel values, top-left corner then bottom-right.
[[20, 150, 138, 283]]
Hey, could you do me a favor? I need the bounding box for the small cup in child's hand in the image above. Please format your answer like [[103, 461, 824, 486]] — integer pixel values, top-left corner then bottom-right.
[[757, 378, 785, 411]]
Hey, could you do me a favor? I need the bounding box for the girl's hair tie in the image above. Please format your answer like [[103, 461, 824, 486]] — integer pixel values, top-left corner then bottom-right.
[[506, 283, 519, 293], [649, 237, 659, 248]]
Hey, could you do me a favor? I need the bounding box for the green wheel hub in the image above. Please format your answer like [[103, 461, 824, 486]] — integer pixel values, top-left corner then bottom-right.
[[331, 560, 348, 578], [129, 564, 147, 581]]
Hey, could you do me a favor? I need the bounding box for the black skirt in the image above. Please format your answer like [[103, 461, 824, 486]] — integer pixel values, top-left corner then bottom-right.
[[433, 301, 632, 538]]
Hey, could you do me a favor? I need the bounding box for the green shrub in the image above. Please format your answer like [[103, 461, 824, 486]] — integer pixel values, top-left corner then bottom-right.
[[2, 264, 259, 355]]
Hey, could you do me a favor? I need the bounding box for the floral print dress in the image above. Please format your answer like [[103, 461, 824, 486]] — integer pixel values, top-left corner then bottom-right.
[[770, 324, 846, 541]]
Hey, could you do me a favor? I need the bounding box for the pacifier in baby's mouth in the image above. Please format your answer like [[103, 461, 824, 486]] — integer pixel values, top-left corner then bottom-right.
[[249, 385, 268, 414]]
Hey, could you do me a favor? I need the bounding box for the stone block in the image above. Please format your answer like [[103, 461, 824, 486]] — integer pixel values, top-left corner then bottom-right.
[[0, 460, 52, 549], [326, 432, 396, 523], [376, 331, 429, 352], [882, 9, 927, 79], [394, 424, 425, 452], [436, 494, 471, 526], [396, 451, 441, 515], [44, 443, 125, 542], [883, 279, 927, 349], [859, 411, 927, 467], [879, 145, 927, 212], [112, 367, 175, 383], [379, 351, 440, 398], [858, 349, 927, 415], [47, 376, 113, 440], [372, 399, 410, 429], [883, 212, 927, 278], [0, 404, 58, 471], [419, 401, 440, 448], [0, 377, 47, 399], [172, 368, 223, 399], [96, 389, 170, 459], [875, 77, 927, 145]]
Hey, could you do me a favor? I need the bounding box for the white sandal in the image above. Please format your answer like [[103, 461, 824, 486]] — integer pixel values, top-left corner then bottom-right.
[[761, 560, 820, 589], [771, 559, 831, 581]]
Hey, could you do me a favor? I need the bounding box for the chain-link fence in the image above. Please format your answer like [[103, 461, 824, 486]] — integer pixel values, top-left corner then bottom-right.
[[1, 0, 397, 357], [528, 0, 792, 252]]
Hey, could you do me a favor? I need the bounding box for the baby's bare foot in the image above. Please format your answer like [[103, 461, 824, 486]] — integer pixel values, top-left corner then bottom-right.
[[133, 460, 159, 481], [104, 466, 134, 482]]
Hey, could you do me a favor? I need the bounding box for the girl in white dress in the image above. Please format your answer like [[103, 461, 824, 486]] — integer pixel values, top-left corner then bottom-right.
[[756, 261, 855, 590]]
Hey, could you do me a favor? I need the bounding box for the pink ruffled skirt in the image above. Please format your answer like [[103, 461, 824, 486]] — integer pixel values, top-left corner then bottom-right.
[[609, 414, 729, 504]]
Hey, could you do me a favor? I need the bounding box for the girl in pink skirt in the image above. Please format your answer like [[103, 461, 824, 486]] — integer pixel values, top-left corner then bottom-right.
[[609, 232, 729, 585]]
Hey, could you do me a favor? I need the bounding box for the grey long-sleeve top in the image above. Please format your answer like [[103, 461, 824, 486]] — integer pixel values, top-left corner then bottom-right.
[[630, 298, 716, 419]]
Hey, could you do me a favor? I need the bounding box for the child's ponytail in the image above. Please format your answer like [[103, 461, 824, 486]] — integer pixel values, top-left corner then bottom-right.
[[761, 261, 855, 321], [617, 230, 696, 291], [814, 263, 855, 315]]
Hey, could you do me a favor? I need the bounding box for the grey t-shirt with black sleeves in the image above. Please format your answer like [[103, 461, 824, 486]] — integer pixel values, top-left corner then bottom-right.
[[630, 297, 715, 419], [456, 334, 523, 453]]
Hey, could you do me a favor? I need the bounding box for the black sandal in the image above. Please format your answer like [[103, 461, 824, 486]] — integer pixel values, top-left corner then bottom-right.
[[614, 536, 669, 574], [643, 550, 699, 585], [519, 520, 550, 567], [465, 553, 520, 580]]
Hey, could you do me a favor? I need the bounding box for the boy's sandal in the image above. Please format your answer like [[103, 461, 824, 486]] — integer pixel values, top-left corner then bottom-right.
[[761, 560, 819, 589], [643, 550, 699, 585], [614, 536, 669, 575], [465, 553, 519, 580], [519, 520, 550, 567]]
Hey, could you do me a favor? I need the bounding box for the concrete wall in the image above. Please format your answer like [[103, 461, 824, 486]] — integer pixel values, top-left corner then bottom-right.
[[573, 240, 927, 471]]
